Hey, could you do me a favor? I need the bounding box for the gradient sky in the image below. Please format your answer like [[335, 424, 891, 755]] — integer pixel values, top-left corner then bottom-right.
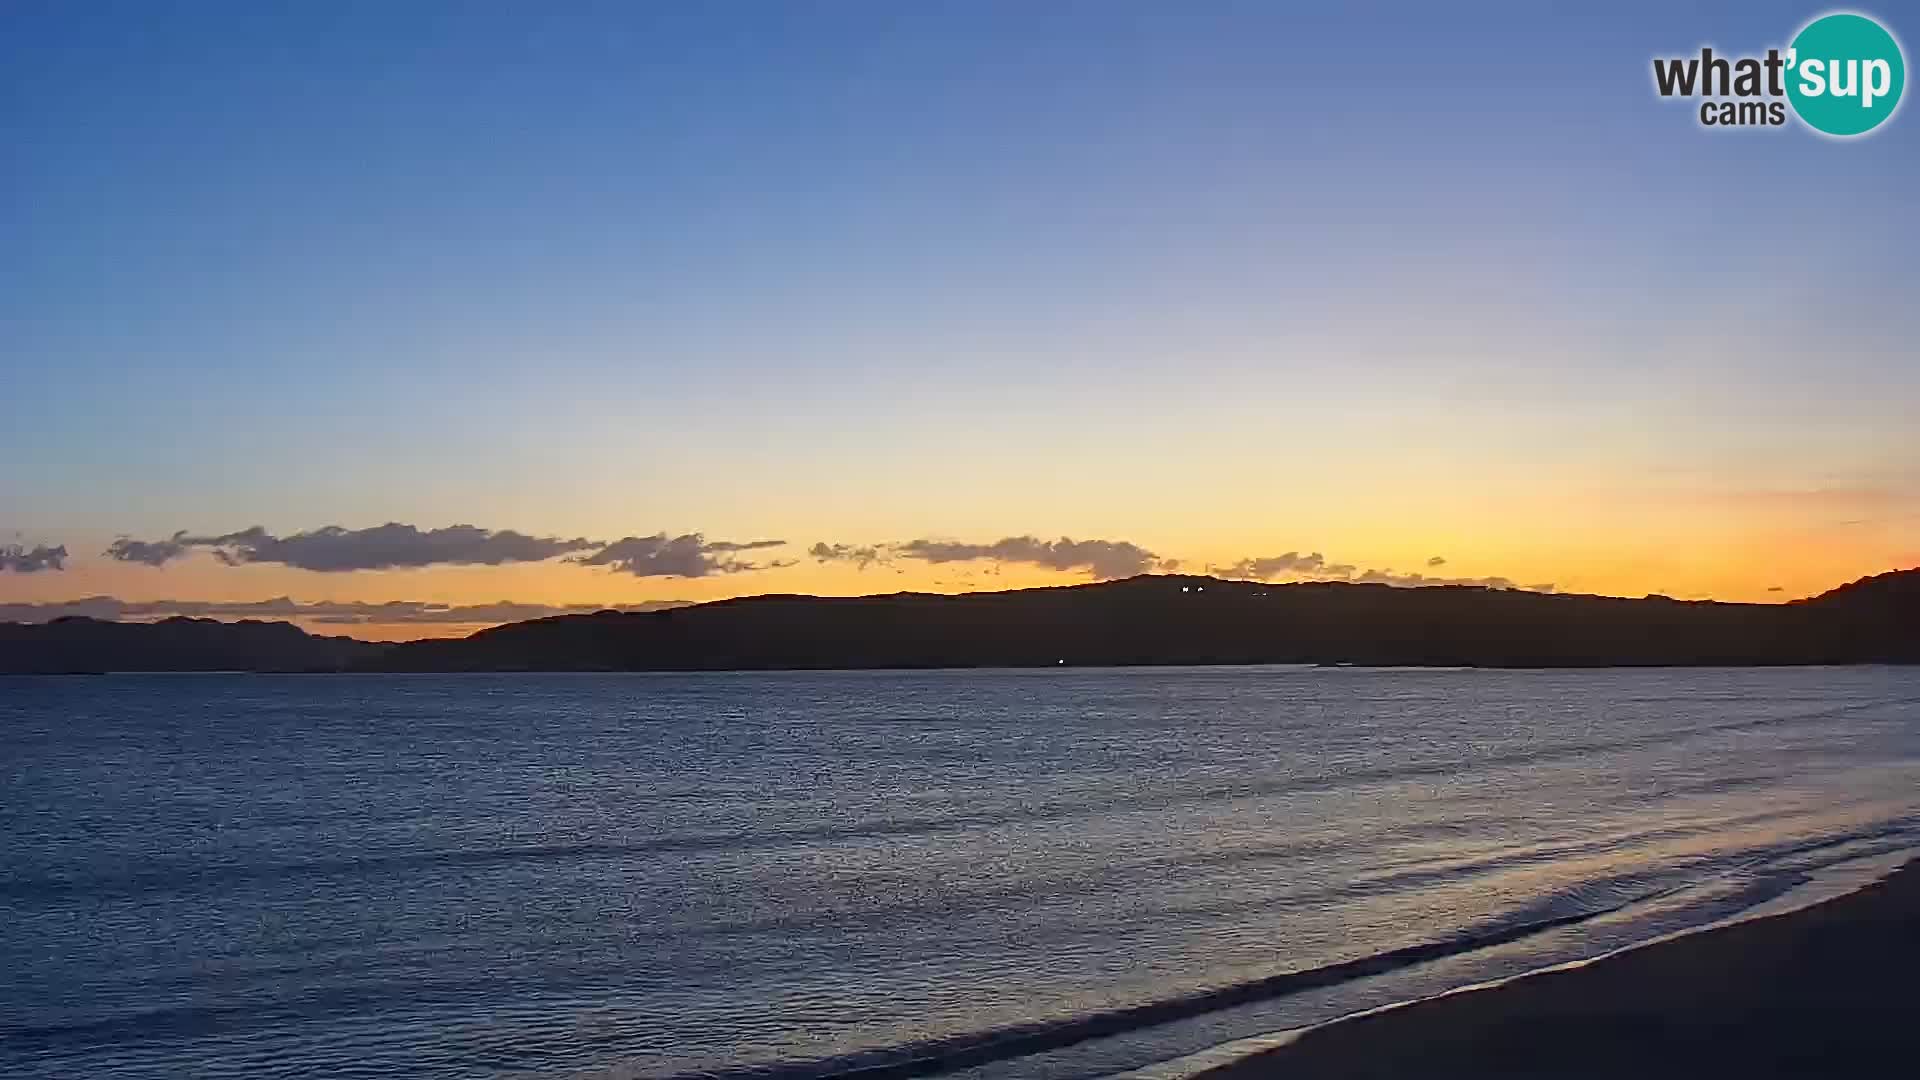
[[4, 1, 1917, 637]]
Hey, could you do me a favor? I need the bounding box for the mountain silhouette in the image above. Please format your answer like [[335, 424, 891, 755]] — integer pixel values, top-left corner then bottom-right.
[[6, 570, 1914, 675], [0, 616, 383, 674], [360, 569, 1920, 672]]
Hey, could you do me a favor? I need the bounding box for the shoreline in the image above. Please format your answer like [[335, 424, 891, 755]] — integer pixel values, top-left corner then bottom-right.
[[12, 660, 1920, 677], [1196, 857, 1920, 1079]]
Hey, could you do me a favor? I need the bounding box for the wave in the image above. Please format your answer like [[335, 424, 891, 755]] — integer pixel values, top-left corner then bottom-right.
[[1119, 837, 1920, 1080], [11, 825, 1912, 1076], [656, 881, 1685, 1080], [652, 819, 1920, 1080], [12, 696, 1909, 907]]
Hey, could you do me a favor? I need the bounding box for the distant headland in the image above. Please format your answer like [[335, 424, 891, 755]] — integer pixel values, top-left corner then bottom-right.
[[4, 569, 1915, 675]]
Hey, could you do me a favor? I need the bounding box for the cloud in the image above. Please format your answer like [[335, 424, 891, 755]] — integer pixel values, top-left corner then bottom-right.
[[1, 544, 68, 573], [808, 535, 1169, 580], [808, 541, 888, 569], [104, 534, 191, 566], [106, 523, 599, 572], [101, 523, 789, 577], [1350, 568, 1550, 591], [1217, 551, 1328, 579], [704, 538, 786, 553], [901, 536, 1166, 579], [575, 533, 785, 577], [1215, 549, 1552, 593], [0, 596, 690, 626]]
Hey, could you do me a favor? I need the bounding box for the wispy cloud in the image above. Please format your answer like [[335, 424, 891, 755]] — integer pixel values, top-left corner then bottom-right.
[[1217, 551, 1335, 580], [0, 544, 67, 573], [0, 596, 690, 626], [1349, 568, 1548, 591], [1216, 549, 1552, 593], [575, 533, 786, 577], [810, 535, 1171, 580], [102, 536, 190, 566], [76, 521, 1554, 595], [102, 523, 788, 577], [807, 542, 887, 569], [106, 524, 597, 571]]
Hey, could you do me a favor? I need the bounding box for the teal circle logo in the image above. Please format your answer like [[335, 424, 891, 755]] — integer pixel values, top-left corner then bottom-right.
[[1786, 13, 1905, 136]]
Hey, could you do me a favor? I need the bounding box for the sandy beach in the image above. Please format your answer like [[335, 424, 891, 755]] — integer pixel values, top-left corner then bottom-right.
[[1203, 859, 1920, 1078]]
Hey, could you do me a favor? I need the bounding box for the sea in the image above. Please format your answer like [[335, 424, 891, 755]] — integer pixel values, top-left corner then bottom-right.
[[3, 667, 1918, 1080]]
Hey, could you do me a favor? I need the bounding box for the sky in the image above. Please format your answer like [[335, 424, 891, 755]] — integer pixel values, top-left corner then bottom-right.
[[4, 1, 1917, 638]]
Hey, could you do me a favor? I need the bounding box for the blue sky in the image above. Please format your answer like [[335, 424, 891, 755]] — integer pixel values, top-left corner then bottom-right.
[[3, 2, 1916, 630]]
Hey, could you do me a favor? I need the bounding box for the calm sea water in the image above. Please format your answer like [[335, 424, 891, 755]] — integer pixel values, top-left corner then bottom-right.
[[3, 668, 1918, 1079]]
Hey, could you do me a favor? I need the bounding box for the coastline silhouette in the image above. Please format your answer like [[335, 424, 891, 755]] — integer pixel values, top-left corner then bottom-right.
[[5, 568, 1914, 674]]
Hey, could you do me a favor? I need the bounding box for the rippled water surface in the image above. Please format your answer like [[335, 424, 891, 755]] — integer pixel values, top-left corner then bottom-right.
[[3, 668, 1918, 1079]]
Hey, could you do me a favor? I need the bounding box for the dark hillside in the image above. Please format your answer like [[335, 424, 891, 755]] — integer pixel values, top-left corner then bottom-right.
[[363, 570, 1920, 672]]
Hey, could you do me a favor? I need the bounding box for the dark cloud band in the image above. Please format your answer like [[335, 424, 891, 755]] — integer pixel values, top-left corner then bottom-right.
[[0, 596, 689, 626], [103, 524, 787, 577], [0, 544, 68, 573], [107, 524, 597, 572], [1216, 550, 1552, 593], [574, 533, 787, 578], [78, 522, 1550, 594], [810, 535, 1170, 580]]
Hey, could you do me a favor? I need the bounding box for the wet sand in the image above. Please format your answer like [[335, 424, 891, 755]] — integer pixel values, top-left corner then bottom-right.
[[1203, 860, 1920, 1078]]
